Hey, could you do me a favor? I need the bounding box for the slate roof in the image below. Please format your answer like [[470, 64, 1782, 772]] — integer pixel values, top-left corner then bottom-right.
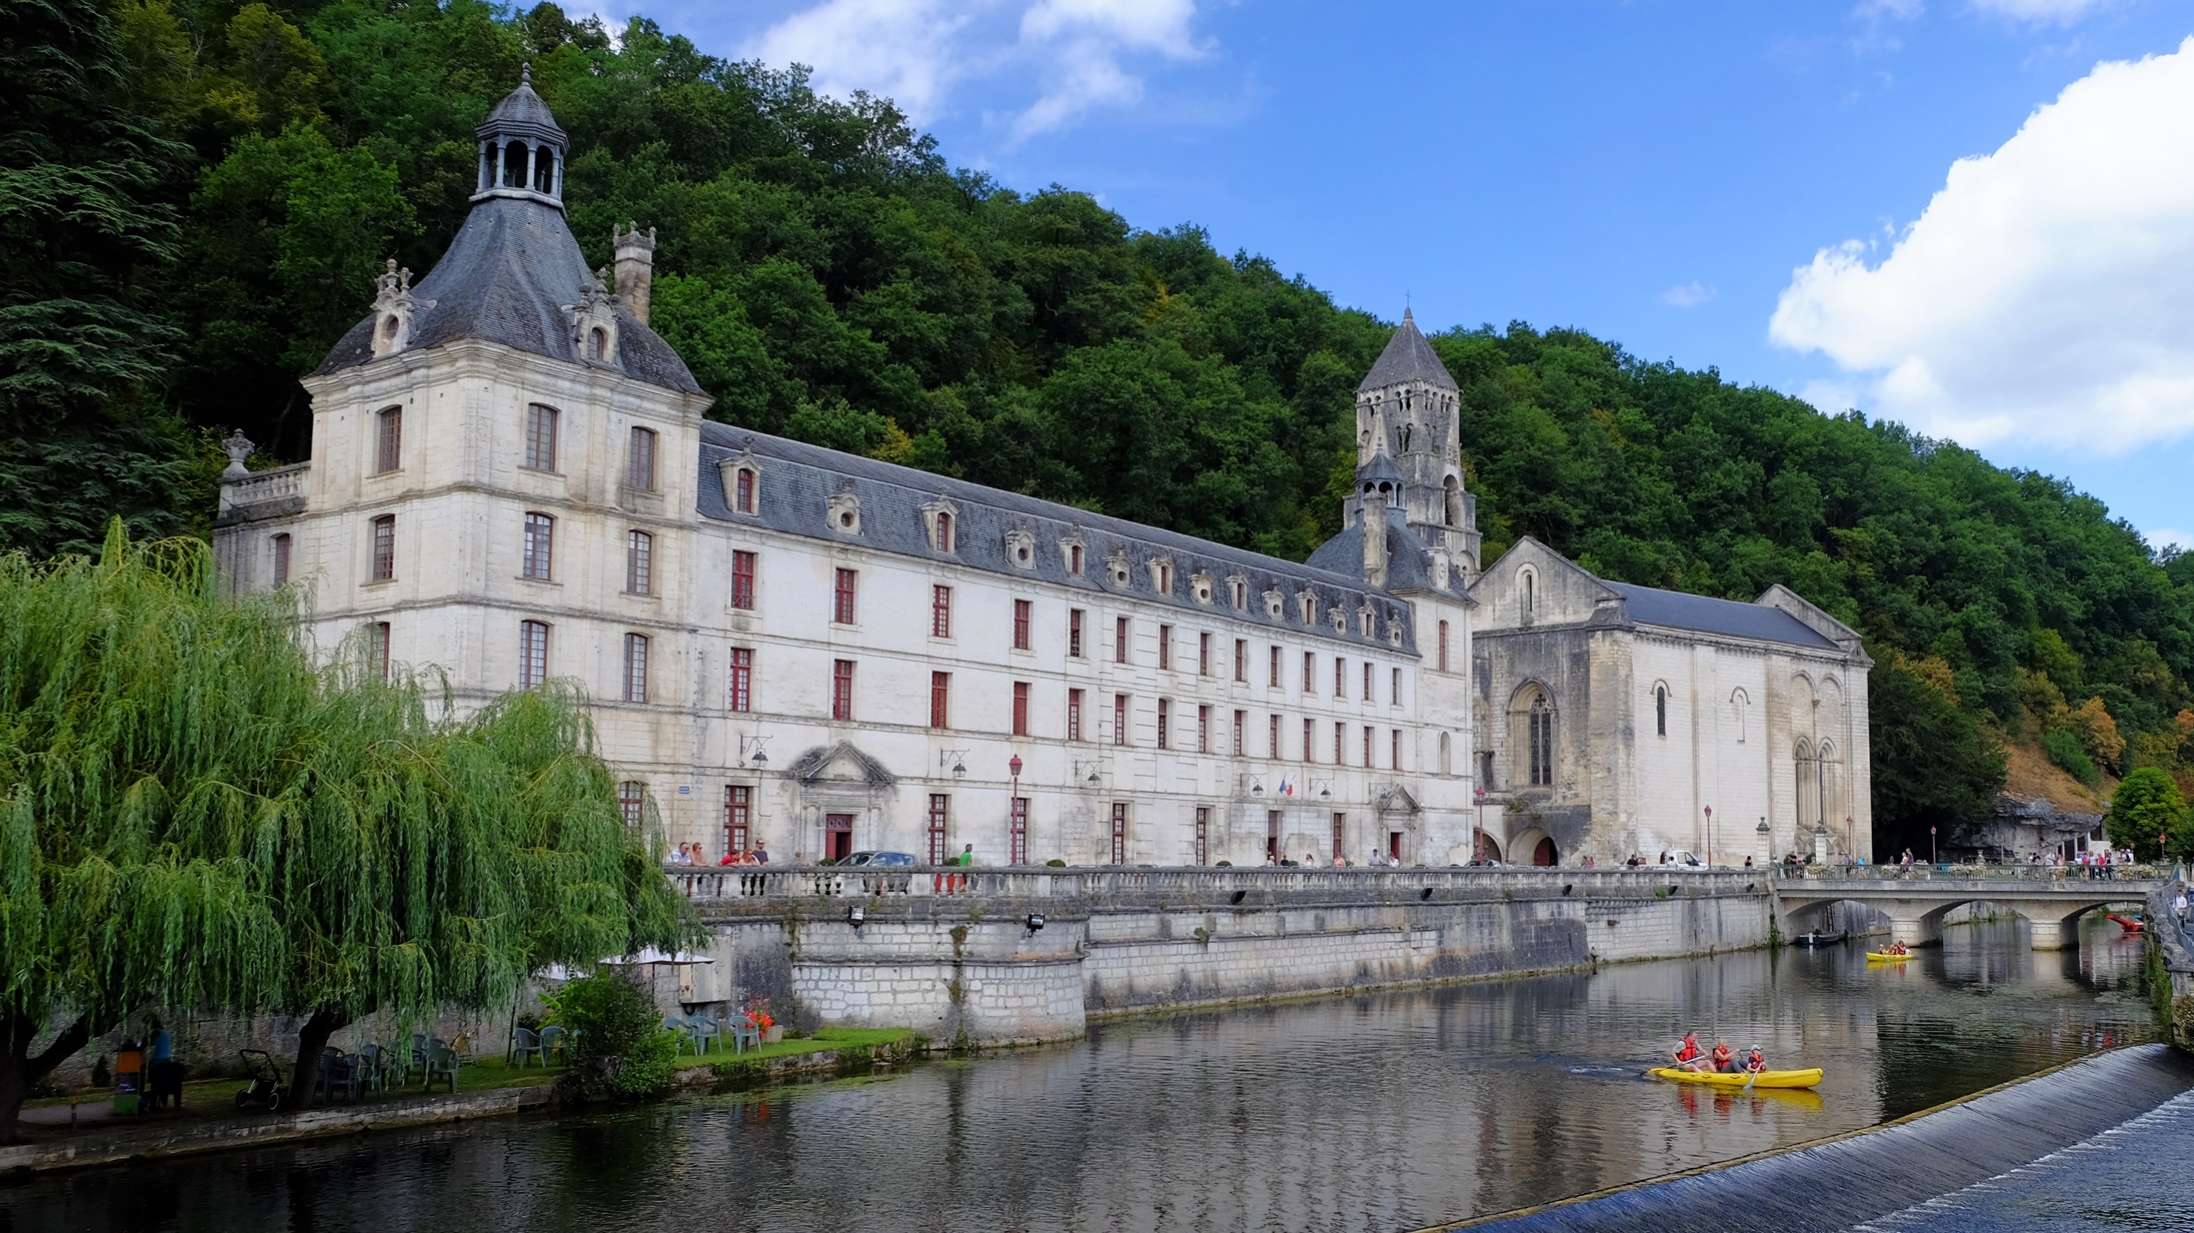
[[479, 67, 565, 144], [696, 422, 1417, 653], [1357, 309, 1459, 392], [314, 195, 702, 394], [1302, 507, 1459, 597], [1605, 582, 1839, 651]]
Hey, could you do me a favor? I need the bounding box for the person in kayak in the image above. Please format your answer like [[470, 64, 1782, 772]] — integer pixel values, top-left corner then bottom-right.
[[1670, 1031, 1704, 1070], [1710, 1039, 1736, 1073], [1744, 1046, 1766, 1075]]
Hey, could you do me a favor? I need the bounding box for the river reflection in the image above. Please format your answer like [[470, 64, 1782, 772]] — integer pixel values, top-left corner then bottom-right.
[[1, 919, 2155, 1233]]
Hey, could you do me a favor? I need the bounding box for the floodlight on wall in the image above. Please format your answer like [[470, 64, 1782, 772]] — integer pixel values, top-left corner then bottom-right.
[[847, 904, 865, 928], [1025, 913, 1045, 933]]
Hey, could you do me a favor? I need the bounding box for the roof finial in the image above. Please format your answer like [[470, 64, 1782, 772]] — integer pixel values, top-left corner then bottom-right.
[[520, 62, 532, 87]]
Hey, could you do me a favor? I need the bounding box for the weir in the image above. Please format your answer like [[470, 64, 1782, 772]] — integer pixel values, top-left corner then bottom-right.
[[1435, 1043, 2194, 1233], [668, 866, 1773, 1045]]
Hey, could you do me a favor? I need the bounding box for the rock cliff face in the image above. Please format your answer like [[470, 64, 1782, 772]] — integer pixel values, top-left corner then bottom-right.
[[1946, 793, 2104, 862]]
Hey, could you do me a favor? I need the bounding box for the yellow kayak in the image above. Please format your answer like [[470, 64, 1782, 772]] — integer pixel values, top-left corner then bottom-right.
[[1649, 1066, 1823, 1090], [1866, 951, 1913, 963]]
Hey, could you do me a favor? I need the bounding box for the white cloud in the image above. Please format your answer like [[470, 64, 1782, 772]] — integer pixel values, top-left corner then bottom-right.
[[2151, 527, 2193, 554], [1968, 0, 2115, 25], [1662, 281, 1717, 308], [743, 0, 1206, 140], [1771, 37, 2194, 454]]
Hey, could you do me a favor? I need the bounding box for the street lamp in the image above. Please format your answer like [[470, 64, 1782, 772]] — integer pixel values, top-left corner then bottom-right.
[[1703, 806, 1713, 869], [1008, 755, 1024, 864], [1930, 825, 1937, 865]]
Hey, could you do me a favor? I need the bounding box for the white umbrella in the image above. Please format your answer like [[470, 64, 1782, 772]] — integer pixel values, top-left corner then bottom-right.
[[603, 947, 714, 965]]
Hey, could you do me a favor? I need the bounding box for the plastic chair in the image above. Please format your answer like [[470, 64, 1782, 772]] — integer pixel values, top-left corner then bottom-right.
[[423, 1044, 461, 1094], [510, 1026, 546, 1068], [662, 1015, 695, 1056], [728, 1019, 762, 1055], [687, 1014, 722, 1056], [539, 1025, 569, 1066], [409, 1033, 429, 1085]]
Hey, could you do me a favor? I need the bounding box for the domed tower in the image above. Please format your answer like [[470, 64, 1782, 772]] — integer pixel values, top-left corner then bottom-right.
[[1347, 309, 1480, 577], [475, 64, 567, 205]]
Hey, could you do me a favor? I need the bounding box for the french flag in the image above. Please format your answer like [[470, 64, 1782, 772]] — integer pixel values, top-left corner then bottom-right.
[[1278, 779, 1294, 797]]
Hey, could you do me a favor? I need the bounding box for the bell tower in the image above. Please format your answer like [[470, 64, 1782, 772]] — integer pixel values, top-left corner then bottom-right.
[[1346, 309, 1480, 575]]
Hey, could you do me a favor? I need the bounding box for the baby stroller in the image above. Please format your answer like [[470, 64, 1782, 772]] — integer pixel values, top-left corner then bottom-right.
[[233, 1049, 288, 1112]]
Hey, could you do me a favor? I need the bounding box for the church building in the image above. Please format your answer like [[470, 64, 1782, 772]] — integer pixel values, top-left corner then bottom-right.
[[211, 72, 1872, 869]]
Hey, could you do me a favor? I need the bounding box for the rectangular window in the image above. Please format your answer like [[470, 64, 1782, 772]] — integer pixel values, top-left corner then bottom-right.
[[1480, 751, 1496, 790], [375, 407, 401, 473], [734, 466, 756, 514], [1068, 688, 1084, 742], [1232, 709, 1245, 756], [1363, 725, 1374, 768], [1157, 698, 1171, 750], [1332, 812, 1346, 863], [1334, 721, 1345, 766], [1198, 631, 1212, 676], [369, 515, 395, 581], [1335, 657, 1347, 699], [927, 795, 950, 866], [1195, 806, 1209, 866], [522, 512, 554, 580], [728, 647, 753, 712], [1392, 667, 1402, 707], [1014, 599, 1032, 651], [524, 404, 558, 471], [622, 633, 650, 703], [519, 620, 549, 688], [1158, 625, 1172, 670], [833, 568, 857, 624], [1110, 802, 1128, 865], [1113, 694, 1129, 747], [1270, 645, 1281, 688], [1303, 717, 1315, 762], [627, 425, 658, 491], [1197, 704, 1210, 753], [1069, 608, 1084, 657], [618, 781, 646, 828], [832, 659, 855, 721], [1267, 809, 1281, 863], [727, 785, 752, 854], [1437, 620, 1451, 673], [932, 585, 952, 638], [1115, 616, 1130, 663], [626, 530, 653, 595], [1392, 728, 1402, 771], [1013, 681, 1031, 737], [731, 550, 756, 609], [369, 621, 391, 679], [271, 533, 291, 584], [1069, 543, 1084, 575], [1269, 713, 1281, 759], [1009, 797, 1028, 866], [1234, 639, 1247, 683], [930, 671, 950, 728], [1364, 661, 1374, 702], [1303, 651, 1315, 694], [934, 511, 954, 553]]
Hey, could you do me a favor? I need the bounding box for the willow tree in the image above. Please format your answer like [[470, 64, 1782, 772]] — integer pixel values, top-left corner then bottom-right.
[[270, 671, 697, 1106], [0, 527, 295, 1137]]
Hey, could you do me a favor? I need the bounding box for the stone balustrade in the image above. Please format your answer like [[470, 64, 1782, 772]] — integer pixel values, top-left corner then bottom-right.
[[218, 462, 310, 518]]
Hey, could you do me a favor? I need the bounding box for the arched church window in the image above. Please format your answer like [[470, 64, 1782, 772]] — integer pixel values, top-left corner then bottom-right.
[[533, 146, 556, 194], [1655, 685, 1668, 737], [1523, 570, 1536, 619], [1528, 694, 1555, 786]]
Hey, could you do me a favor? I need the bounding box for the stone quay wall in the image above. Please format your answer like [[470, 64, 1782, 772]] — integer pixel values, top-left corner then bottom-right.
[[673, 867, 1773, 1046]]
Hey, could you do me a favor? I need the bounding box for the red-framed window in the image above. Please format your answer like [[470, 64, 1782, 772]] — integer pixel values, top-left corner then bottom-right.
[[1194, 806, 1209, 866], [1302, 651, 1315, 694], [1363, 725, 1374, 768], [1013, 599, 1032, 650], [1269, 713, 1281, 759], [1233, 709, 1246, 756], [1114, 694, 1129, 746], [1302, 717, 1314, 762], [1115, 616, 1129, 663], [1158, 625, 1172, 670], [1364, 661, 1374, 702], [930, 671, 950, 729], [1335, 657, 1347, 698], [1392, 667, 1403, 706], [1270, 645, 1281, 687], [1156, 698, 1171, 750], [1010, 797, 1028, 866], [618, 780, 646, 828], [734, 466, 756, 513], [932, 585, 952, 638], [1234, 639, 1247, 682], [1198, 632, 1211, 676], [726, 785, 752, 853], [1437, 620, 1450, 673], [1196, 704, 1210, 753], [1067, 688, 1084, 741], [1012, 681, 1030, 736], [833, 568, 857, 624], [1109, 802, 1128, 865], [728, 647, 753, 712], [927, 794, 950, 865], [1333, 722, 1345, 766], [831, 659, 854, 721], [1069, 609, 1084, 658], [1392, 727, 1402, 771], [730, 550, 756, 609], [1332, 812, 1346, 862]]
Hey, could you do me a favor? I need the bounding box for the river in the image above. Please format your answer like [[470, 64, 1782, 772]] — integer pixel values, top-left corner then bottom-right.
[[0, 918, 2156, 1233]]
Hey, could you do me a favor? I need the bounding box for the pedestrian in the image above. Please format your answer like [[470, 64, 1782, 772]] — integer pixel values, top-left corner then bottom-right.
[[754, 841, 769, 865], [2175, 887, 2188, 925]]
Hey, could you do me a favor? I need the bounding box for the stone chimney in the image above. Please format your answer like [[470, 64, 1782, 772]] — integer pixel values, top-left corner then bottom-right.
[[1362, 502, 1387, 589], [612, 222, 656, 325]]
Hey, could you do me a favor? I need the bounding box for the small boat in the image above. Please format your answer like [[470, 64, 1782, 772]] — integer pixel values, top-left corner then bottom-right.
[[1795, 929, 1848, 947], [2108, 913, 2145, 933], [1648, 1066, 1824, 1090], [1865, 950, 1913, 963]]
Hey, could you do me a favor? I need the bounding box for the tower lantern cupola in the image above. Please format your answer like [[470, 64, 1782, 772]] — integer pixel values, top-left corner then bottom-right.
[[474, 64, 568, 207], [1347, 307, 1482, 576]]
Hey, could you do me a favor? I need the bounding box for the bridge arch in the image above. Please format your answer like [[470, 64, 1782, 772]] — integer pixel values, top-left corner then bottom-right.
[[1777, 881, 2147, 951]]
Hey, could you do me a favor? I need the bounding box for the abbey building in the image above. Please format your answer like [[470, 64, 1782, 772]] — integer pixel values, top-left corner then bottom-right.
[[212, 73, 1873, 869]]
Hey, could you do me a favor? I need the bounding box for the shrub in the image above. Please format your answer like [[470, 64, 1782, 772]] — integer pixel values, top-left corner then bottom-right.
[[1044, 858, 1066, 867], [2044, 728, 2098, 784], [543, 968, 680, 1099]]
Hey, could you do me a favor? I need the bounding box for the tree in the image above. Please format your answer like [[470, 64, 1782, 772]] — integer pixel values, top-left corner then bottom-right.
[[1868, 650, 2008, 857], [2106, 767, 2187, 863]]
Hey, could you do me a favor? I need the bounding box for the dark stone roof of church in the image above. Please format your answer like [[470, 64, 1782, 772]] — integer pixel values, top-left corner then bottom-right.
[[696, 422, 1417, 653], [1355, 451, 1405, 486], [478, 67, 565, 144], [1605, 583, 1839, 650], [1358, 309, 1458, 392], [1303, 507, 1461, 597], [314, 195, 702, 394]]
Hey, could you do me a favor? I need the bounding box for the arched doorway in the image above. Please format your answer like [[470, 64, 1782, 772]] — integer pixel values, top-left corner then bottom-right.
[[1532, 837, 1558, 867], [1475, 832, 1503, 862]]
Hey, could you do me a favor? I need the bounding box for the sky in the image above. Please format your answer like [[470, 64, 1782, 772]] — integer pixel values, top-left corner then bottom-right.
[[596, 0, 2194, 553]]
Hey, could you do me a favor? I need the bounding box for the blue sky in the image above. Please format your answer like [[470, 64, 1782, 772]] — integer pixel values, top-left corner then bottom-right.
[[604, 0, 2194, 551]]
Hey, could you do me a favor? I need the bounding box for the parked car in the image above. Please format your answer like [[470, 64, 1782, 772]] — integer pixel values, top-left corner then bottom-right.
[[1667, 850, 1709, 870], [838, 851, 919, 868], [831, 850, 919, 894]]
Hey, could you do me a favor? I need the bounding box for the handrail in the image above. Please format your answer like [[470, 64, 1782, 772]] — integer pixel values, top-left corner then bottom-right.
[[220, 462, 310, 512], [663, 864, 1770, 903], [1772, 862, 2165, 886]]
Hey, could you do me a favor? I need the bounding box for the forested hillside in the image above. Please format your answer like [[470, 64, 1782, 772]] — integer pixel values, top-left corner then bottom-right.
[[6, 0, 2191, 853]]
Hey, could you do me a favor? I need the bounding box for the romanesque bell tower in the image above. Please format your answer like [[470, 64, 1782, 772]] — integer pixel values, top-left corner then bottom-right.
[[1344, 309, 1481, 579]]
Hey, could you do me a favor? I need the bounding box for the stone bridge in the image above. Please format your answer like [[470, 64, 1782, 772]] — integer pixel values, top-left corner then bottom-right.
[[1775, 866, 2162, 949]]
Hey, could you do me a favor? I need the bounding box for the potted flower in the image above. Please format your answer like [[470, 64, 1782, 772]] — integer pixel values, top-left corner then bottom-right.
[[745, 999, 782, 1044]]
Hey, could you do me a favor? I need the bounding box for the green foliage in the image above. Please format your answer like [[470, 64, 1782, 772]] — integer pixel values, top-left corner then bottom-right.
[[2043, 728, 2098, 785], [542, 967, 679, 1098], [2106, 767, 2188, 861], [1867, 651, 2008, 836]]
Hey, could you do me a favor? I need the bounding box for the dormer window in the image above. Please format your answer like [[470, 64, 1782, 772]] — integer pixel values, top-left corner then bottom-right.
[[1228, 577, 1248, 611], [720, 452, 761, 515], [735, 467, 756, 512], [1264, 589, 1284, 620], [1359, 606, 1374, 638], [1298, 594, 1317, 625], [1005, 527, 1035, 569], [1108, 551, 1131, 587], [1062, 535, 1086, 576], [1192, 572, 1214, 605], [1149, 559, 1174, 594], [828, 487, 861, 534], [937, 511, 954, 552], [921, 495, 958, 552], [367, 261, 413, 359]]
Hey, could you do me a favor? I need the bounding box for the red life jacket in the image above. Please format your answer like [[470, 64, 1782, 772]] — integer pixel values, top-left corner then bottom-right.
[[1675, 1039, 1700, 1062]]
